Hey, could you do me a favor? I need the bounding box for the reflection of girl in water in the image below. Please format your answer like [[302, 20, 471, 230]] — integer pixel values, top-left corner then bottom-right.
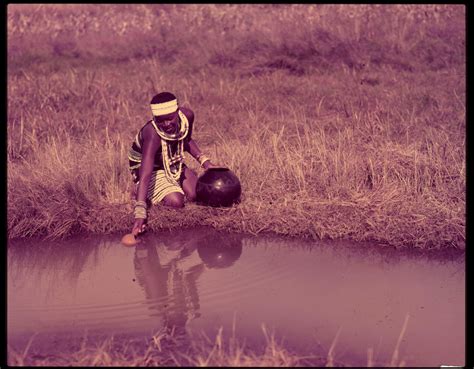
[[133, 231, 243, 335], [133, 237, 203, 335]]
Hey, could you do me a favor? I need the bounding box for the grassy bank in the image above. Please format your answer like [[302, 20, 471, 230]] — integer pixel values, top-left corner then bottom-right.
[[7, 4, 465, 250]]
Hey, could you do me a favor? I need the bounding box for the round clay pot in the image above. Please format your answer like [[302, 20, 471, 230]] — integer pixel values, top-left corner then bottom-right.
[[196, 168, 241, 207]]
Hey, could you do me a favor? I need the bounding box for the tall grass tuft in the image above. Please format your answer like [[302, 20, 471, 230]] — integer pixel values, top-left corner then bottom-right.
[[7, 322, 414, 366]]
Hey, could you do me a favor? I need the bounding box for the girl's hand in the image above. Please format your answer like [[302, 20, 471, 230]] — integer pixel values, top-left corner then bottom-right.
[[132, 218, 147, 236], [202, 161, 220, 170]]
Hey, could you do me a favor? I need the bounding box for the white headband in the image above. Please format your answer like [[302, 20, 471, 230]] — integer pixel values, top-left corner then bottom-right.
[[150, 99, 178, 116]]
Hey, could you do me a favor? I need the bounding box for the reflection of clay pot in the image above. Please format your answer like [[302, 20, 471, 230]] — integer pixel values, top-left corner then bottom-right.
[[197, 234, 243, 269], [196, 168, 241, 207]]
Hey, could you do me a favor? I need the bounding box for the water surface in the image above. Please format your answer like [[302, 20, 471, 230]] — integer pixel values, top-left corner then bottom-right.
[[8, 227, 465, 366]]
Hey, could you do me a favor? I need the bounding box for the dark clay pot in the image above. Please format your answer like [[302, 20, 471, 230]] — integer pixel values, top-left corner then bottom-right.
[[196, 168, 241, 207]]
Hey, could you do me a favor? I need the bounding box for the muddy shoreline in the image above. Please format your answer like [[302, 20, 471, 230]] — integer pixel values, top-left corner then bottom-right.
[[8, 225, 466, 260]]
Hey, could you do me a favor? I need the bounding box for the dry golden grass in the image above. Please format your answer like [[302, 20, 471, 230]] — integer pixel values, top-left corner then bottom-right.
[[7, 319, 413, 367], [7, 4, 465, 250]]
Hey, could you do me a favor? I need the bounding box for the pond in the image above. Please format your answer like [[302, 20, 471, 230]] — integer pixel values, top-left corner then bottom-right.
[[7, 227, 464, 366]]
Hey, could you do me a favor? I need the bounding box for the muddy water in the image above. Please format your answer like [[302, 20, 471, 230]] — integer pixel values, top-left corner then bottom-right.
[[8, 227, 464, 366]]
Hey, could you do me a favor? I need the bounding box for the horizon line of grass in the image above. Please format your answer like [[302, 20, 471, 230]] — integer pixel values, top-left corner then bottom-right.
[[8, 4, 465, 74]]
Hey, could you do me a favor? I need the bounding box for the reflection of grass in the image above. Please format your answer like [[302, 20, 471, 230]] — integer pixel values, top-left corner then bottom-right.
[[7, 5, 465, 249], [7, 319, 411, 367]]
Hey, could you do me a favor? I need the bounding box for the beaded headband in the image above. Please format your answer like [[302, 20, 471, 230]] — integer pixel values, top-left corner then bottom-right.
[[150, 99, 178, 116]]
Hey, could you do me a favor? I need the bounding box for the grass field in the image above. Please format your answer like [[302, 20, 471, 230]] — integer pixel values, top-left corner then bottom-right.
[[7, 4, 465, 250]]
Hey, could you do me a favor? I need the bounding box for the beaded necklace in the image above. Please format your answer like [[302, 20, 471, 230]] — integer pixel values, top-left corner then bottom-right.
[[151, 110, 189, 182]]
